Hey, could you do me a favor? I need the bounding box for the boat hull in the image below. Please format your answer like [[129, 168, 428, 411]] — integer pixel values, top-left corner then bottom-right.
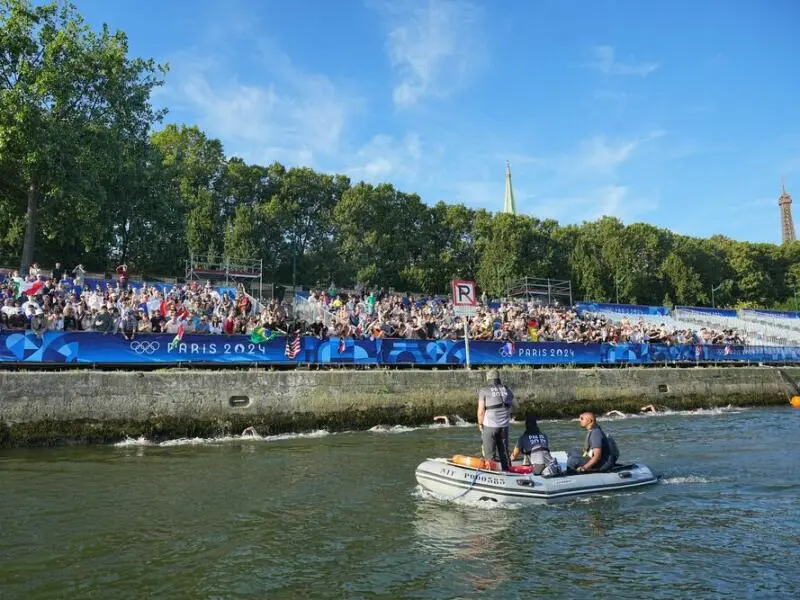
[[415, 455, 659, 505]]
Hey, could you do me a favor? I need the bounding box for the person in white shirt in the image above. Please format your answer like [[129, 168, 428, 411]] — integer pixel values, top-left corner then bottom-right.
[[1, 299, 20, 320]]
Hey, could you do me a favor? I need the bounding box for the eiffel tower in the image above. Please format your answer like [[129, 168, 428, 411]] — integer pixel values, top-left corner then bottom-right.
[[779, 178, 795, 244], [503, 161, 516, 215]]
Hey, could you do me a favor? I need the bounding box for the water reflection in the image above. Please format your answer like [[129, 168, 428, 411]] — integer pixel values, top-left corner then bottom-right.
[[584, 498, 620, 537], [412, 502, 515, 593]]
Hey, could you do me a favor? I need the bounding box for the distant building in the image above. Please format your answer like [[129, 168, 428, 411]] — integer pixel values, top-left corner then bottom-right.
[[779, 179, 796, 244], [503, 161, 516, 215]]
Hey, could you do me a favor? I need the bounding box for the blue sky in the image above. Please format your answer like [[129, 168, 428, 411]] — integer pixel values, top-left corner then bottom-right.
[[72, 0, 799, 244]]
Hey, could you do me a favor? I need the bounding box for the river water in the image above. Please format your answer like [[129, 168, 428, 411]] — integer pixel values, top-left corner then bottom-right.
[[1, 406, 798, 599]]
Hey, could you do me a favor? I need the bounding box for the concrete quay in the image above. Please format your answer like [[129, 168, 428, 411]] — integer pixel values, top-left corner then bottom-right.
[[0, 366, 794, 446]]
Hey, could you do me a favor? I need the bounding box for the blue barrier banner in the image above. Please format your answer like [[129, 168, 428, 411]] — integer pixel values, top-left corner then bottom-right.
[[600, 342, 800, 363], [576, 302, 670, 316], [3, 332, 800, 365]]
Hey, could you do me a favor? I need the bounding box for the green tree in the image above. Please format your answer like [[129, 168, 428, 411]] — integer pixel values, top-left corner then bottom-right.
[[120, 144, 187, 276], [266, 167, 350, 287], [220, 158, 274, 219], [569, 219, 619, 301], [475, 214, 557, 297], [728, 242, 772, 305], [150, 124, 226, 261], [334, 182, 428, 290], [423, 202, 480, 292], [224, 204, 258, 262], [616, 223, 669, 304], [660, 252, 704, 305], [0, 0, 166, 272]]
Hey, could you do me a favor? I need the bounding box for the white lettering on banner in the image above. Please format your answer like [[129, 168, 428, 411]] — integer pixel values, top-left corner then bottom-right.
[[517, 347, 577, 358], [165, 343, 267, 355]]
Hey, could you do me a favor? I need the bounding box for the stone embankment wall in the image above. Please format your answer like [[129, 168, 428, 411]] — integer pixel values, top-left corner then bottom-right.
[[0, 366, 796, 446]]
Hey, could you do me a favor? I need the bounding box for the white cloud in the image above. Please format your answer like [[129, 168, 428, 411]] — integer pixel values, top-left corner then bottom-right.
[[596, 185, 659, 223], [347, 132, 425, 182], [527, 130, 665, 178], [528, 186, 658, 225], [588, 45, 660, 77], [575, 130, 662, 171], [374, 0, 487, 108], [591, 185, 629, 219], [161, 46, 362, 166], [576, 137, 640, 173]]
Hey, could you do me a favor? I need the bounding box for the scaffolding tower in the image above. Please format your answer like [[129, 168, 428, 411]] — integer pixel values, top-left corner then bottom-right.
[[185, 254, 263, 293], [506, 277, 573, 306]]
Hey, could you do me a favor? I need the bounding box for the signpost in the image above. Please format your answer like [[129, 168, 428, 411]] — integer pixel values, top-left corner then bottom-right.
[[452, 279, 478, 369]]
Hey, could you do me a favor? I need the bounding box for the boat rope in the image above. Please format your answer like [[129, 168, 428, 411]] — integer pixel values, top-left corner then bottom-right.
[[446, 465, 483, 501]]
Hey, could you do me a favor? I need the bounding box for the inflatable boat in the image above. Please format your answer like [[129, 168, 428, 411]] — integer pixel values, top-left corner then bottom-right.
[[415, 451, 659, 505]]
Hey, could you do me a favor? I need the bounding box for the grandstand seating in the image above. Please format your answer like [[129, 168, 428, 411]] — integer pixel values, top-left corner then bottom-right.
[[575, 301, 800, 346]]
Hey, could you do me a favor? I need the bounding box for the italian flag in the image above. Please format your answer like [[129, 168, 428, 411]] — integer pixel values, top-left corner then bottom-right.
[[168, 323, 185, 350], [13, 278, 44, 298]]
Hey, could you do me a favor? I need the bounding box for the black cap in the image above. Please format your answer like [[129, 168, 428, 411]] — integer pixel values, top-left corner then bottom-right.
[[525, 414, 541, 434]]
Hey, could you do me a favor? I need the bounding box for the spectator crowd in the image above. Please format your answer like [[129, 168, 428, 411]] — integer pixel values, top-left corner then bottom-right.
[[0, 263, 748, 346]]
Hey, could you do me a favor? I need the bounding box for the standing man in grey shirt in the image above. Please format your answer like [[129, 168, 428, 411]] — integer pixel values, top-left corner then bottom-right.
[[477, 369, 515, 471]]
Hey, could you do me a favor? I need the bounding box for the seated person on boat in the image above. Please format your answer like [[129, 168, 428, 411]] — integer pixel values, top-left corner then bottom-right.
[[510, 414, 562, 477], [567, 412, 619, 473]]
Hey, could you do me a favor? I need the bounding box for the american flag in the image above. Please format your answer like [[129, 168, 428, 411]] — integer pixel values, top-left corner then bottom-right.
[[338, 337, 346, 354], [285, 333, 301, 359], [724, 344, 733, 356], [695, 344, 703, 359]]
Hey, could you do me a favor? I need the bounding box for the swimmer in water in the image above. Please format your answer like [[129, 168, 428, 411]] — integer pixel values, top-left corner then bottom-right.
[[604, 410, 626, 418]]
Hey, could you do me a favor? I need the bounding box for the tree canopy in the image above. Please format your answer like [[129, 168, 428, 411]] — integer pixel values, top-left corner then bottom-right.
[[1, 0, 797, 309]]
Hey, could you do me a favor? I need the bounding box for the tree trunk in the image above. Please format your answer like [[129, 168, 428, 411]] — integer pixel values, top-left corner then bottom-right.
[[20, 180, 40, 275]]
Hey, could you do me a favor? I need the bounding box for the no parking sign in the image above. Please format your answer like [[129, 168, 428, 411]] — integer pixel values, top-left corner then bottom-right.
[[451, 279, 477, 317]]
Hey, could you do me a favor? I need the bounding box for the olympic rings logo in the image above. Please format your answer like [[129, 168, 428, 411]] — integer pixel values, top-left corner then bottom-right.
[[130, 341, 160, 355]]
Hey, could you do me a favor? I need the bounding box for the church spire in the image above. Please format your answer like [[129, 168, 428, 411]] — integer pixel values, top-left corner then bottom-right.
[[503, 160, 516, 215]]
